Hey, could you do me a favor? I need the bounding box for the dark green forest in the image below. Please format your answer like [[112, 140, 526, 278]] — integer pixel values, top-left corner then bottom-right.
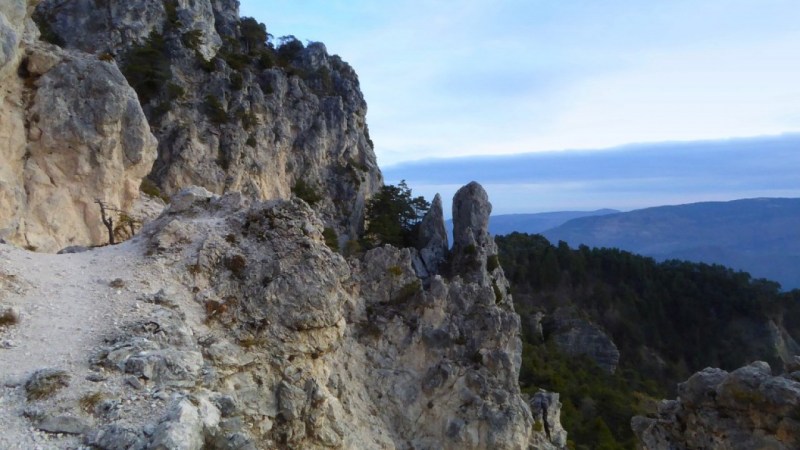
[[496, 232, 800, 449]]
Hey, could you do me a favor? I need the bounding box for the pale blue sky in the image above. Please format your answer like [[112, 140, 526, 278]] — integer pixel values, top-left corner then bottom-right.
[[240, 1, 800, 167]]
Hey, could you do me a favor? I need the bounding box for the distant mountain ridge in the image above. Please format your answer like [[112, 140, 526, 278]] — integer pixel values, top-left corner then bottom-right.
[[541, 197, 800, 289], [488, 209, 619, 235], [384, 134, 800, 215], [444, 209, 619, 245]]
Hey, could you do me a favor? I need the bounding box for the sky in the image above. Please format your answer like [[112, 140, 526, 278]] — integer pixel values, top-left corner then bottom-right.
[[240, 0, 800, 167], [381, 134, 800, 216], [239, 1, 800, 215]]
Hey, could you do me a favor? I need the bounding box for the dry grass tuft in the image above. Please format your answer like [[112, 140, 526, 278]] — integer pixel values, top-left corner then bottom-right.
[[0, 308, 18, 328], [25, 369, 70, 401], [79, 391, 108, 414]]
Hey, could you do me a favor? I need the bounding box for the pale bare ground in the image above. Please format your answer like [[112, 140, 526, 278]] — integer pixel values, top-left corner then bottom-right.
[[0, 238, 162, 449]]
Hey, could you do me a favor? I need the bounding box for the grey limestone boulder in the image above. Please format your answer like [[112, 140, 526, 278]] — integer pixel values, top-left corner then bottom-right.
[[633, 361, 800, 449]]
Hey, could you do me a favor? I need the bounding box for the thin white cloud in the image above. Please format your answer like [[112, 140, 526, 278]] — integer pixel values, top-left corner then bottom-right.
[[241, 1, 800, 165]]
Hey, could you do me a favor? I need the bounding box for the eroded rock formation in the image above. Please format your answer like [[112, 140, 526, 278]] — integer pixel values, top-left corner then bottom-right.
[[36, 0, 382, 244], [0, 184, 565, 449], [0, 0, 158, 251], [633, 361, 800, 449], [546, 309, 620, 374]]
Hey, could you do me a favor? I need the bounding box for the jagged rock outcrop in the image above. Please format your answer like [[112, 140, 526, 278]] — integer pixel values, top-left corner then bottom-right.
[[0, 183, 565, 449], [36, 0, 382, 244], [633, 361, 800, 449], [545, 309, 620, 373], [135, 183, 554, 449], [530, 391, 568, 449], [0, 2, 158, 251], [414, 193, 448, 277], [450, 182, 502, 284]]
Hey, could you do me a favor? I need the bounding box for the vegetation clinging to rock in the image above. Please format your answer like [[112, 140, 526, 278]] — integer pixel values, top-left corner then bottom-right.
[[363, 181, 429, 248]]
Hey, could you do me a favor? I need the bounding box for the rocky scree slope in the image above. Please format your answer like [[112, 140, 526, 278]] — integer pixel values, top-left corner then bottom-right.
[[35, 0, 382, 246], [0, 183, 565, 449], [0, 0, 157, 251]]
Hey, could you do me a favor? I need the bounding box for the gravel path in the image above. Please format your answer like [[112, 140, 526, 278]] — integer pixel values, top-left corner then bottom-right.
[[0, 239, 158, 449]]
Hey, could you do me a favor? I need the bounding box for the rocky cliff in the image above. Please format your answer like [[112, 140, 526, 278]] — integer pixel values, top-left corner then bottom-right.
[[0, 2, 566, 448], [36, 0, 381, 246], [1, 0, 380, 251], [633, 360, 800, 449], [0, 0, 157, 251], [0, 184, 564, 449]]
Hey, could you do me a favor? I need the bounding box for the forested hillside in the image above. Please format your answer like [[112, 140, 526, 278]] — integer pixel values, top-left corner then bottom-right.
[[497, 233, 800, 449]]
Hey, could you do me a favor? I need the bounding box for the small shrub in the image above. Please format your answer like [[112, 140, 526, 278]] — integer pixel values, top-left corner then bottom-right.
[[99, 53, 115, 62], [216, 144, 231, 170], [205, 95, 228, 125], [79, 392, 107, 414], [257, 50, 276, 69], [230, 72, 244, 90], [32, 11, 64, 46], [311, 66, 334, 95], [225, 254, 247, 278], [471, 351, 483, 365], [323, 227, 339, 252], [237, 110, 257, 130], [464, 244, 477, 255], [533, 420, 544, 432], [204, 299, 228, 322], [246, 135, 257, 147], [225, 233, 238, 244], [388, 265, 404, 277], [277, 35, 304, 67], [393, 280, 421, 304], [182, 30, 203, 51], [109, 278, 125, 288], [164, 0, 180, 26], [343, 239, 363, 257], [25, 369, 70, 401], [166, 82, 185, 101], [363, 181, 430, 249], [292, 179, 322, 206], [487, 254, 500, 272], [122, 31, 170, 104], [239, 17, 268, 54], [492, 280, 503, 304], [198, 55, 216, 72], [0, 308, 18, 328], [359, 321, 382, 339], [140, 178, 170, 203], [237, 336, 263, 348]]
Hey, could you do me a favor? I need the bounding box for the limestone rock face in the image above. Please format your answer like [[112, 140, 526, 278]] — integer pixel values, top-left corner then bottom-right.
[[0, 0, 25, 83], [450, 181, 504, 288], [0, 4, 158, 251], [546, 310, 620, 373], [415, 193, 448, 276], [452, 181, 492, 252], [530, 391, 568, 449], [35, 0, 223, 59], [633, 361, 800, 449], [0, 184, 561, 449], [36, 0, 382, 244]]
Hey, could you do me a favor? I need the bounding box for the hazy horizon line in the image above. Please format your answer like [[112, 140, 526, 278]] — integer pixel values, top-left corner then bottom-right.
[[381, 131, 800, 169]]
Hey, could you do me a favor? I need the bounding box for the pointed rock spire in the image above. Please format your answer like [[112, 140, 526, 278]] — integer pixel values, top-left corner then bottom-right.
[[415, 193, 448, 274]]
